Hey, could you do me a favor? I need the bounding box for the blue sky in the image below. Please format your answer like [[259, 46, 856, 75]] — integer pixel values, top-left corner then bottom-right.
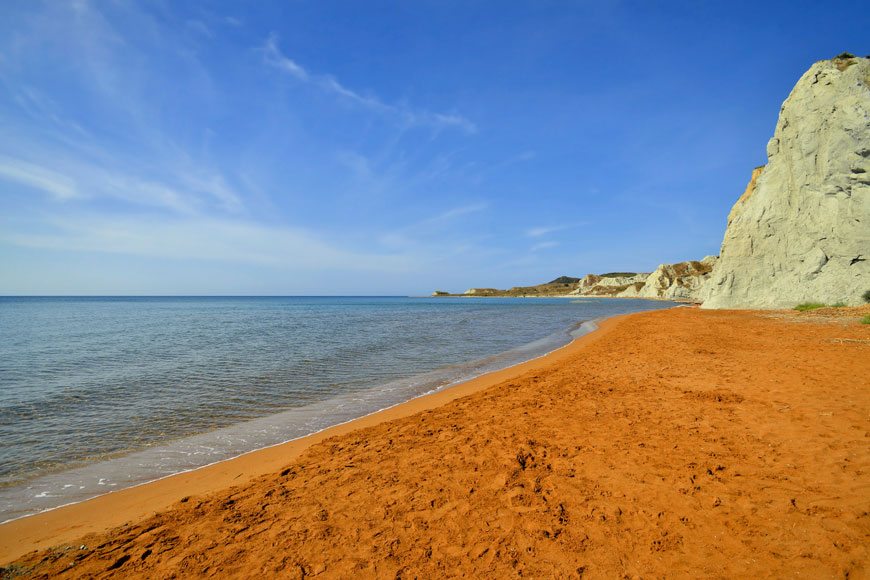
[[0, 1, 867, 295]]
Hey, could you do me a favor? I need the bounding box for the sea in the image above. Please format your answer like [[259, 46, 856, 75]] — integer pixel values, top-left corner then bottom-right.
[[0, 296, 677, 522]]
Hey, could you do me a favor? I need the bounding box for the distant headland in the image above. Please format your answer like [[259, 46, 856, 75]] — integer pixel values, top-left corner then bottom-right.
[[432, 256, 717, 302]]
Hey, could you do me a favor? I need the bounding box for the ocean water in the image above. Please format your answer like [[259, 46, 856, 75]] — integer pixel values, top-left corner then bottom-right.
[[0, 296, 676, 522]]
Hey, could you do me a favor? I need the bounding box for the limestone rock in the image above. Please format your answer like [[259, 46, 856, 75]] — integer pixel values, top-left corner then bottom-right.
[[571, 259, 715, 301], [569, 273, 648, 296], [463, 288, 496, 295], [703, 56, 870, 309], [638, 257, 718, 301]]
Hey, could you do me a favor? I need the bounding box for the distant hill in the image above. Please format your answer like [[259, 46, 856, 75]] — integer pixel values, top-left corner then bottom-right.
[[431, 276, 582, 297], [432, 258, 718, 301]]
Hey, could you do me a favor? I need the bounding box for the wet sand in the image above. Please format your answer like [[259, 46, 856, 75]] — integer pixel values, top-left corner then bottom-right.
[[2, 307, 869, 578]]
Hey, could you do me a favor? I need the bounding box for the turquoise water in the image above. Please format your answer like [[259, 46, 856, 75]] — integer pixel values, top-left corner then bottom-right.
[[0, 296, 676, 521]]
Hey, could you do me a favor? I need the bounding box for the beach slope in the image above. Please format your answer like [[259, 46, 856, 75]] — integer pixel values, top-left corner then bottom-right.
[[2, 307, 869, 579]]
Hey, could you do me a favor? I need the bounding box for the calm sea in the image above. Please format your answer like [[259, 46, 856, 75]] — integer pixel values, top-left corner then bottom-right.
[[0, 296, 676, 521]]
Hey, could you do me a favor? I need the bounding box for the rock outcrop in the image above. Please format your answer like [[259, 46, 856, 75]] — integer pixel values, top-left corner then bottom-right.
[[457, 278, 583, 296], [570, 258, 717, 301], [570, 273, 649, 297], [638, 256, 718, 301], [703, 56, 870, 309], [463, 288, 500, 295], [437, 258, 716, 301]]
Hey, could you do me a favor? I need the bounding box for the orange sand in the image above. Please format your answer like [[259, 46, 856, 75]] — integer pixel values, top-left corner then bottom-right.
[[1, 307, 869, 579]]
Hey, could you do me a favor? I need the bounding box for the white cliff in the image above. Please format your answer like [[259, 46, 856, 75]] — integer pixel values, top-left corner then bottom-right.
[[638, 256, 718, 301], [569, 273, 649, 296], [571, 258, 716, 302], [703, 55, 870, 309]]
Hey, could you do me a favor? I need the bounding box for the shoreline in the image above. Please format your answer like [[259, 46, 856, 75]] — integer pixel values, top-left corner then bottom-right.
[[425, 294, 695, 303], [4, 305, 867, 578], [0, 314, 625, 565], [0, 314, 598, 527]]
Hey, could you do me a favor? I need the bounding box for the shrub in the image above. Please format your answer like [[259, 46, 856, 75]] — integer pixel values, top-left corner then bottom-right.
[[860, 315, 870, 325], [832, 302, 847, 308], [794, 302, 827, 312], [547, 276, 581, 285], [835, 52, 855, 59], [863, 289, 870, 303]]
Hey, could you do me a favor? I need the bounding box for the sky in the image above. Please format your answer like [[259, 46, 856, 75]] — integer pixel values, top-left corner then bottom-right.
[[0, 1, 867, 295]]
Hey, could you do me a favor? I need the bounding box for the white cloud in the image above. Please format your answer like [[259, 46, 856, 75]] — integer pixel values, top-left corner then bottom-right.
[[103, 176, 197, 215], [1, 213, 413, 273], [263, 34, 309, 81], [378, 202, 489, 251], [337, 151, 374, 179], [0, 155, 79, 200], [525, 225, 566, 238], [431, 202, 489, 222], [530, 241, 559, 252], [469, 150, 536, 183], [98, 167, 244, 215], [262, 33, 476, 134], [185, 20, 215, 39], [178, 171, 244, 213], [0, 151, 245, 216], [8, 85, 91, 138], [0, 5, 498, 294]]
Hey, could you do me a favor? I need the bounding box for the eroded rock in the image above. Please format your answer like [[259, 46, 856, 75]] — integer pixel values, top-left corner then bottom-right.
[[703, 56, 870, 309]]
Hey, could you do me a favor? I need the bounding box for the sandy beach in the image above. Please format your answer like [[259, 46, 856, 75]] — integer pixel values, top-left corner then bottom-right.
[[2, 306, 869, 579]]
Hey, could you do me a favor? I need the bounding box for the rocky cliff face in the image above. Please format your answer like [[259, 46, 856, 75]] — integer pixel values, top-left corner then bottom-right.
[[463, 288, 500, 295], [703, 56, 870, 309], [570, 257, 717, 301], [572, 273, 649, 296], [441, 259, 716, 301], [638, 256, 718, 301]]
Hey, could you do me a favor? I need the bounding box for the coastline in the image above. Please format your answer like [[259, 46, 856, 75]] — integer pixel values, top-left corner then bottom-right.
[[0, 314, 624, 565], [3, 296, 678, 527], [3, 306, 868, 578], [427, 294, 693, 302]]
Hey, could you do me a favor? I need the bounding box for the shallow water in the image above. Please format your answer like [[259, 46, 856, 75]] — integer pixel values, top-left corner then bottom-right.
[[0, 296, 676, 521]]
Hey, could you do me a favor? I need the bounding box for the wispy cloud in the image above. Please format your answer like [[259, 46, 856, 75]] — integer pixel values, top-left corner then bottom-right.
[[530, 240, 559, 252], [470, 150, 536, 183], [0, 3, 504, 294], [0, 155, 79, 200], [379, 202, 489, 250], [185, 20, 215, 39], [7, 85, 91, 138], [525, 225, 568, 238], [262, 33, 476, 134], [1, 213, 413, 272], [0, 153, 243, 216], [263, 35, 309, 81], [430, 202, 489, 222], [176, 171, 244, 213]]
